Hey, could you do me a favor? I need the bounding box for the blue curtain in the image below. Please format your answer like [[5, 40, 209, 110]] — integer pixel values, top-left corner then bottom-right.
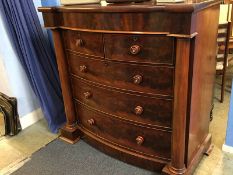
[[0, 0, 66, 132]]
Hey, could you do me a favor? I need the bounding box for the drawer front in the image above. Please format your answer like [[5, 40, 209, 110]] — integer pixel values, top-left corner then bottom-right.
[[76, 102, 171, 159], [72, 77, 173, 128], [67, 53, 174, 96], [104, 34, 174, 65], [63, 30, 104, 57]]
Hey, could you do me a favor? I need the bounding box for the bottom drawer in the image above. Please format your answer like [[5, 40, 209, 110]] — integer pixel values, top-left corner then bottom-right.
[[76, 101, 171, 160]]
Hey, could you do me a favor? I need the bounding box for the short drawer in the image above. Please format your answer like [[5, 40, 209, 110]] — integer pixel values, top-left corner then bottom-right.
[[104, 34, 174, 65], [72, 77, 173, 128], [67, 53, 174, 96], [76, 102, 171, 159], [63, 30, 104, 57]]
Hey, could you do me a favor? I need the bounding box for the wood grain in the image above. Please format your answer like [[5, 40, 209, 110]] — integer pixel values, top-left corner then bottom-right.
[[63, 30, 104, 58], [163, 38, 190, 175], [104, 34, 174, 65], [52, 30, 77, 128], [39, 1, 220, 174], [76, 101, 172, 159], [71, 76, 173, 129], [67, 52, 174, 97]]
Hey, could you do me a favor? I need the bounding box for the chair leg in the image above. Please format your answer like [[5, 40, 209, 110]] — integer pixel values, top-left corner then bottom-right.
[[220, 74, 225, 103], [220, 22, 231, 103], [220, 57, 228, 103]]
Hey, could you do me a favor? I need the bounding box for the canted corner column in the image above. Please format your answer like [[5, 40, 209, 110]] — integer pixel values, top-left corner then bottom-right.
[[162, 38, 191, 175], [52, 29, 80, 144]]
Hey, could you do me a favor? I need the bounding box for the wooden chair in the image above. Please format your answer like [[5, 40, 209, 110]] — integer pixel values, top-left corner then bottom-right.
[[216, 22, 231, 103], [225, 0, 233, 51]]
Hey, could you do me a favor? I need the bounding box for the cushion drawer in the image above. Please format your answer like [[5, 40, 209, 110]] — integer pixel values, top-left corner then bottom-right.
[[72, 77, 172, 128], [67, 53, 174, 96], [76, 102, 171, 159], [104, 34, 174, 65], [63, 30, 104, 57]]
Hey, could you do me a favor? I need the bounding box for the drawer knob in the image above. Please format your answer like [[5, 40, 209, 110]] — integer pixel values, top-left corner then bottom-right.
[[133, 75, 143, 84], [130, 45, 141, 55], [136, 136, 144, 145], [84, 91, 92, 99], [87, 118, 95, 126], [76, 39, 84, 47], [134, 106, 143, 115], [80, 65, 87, 73]]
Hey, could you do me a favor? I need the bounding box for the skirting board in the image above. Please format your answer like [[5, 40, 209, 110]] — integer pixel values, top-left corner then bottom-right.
[[222, 144, 233, 154], [19, 108, 44, 130]]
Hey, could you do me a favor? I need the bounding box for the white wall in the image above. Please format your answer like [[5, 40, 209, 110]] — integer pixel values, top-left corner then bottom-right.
[[0, 55, 12, 95]]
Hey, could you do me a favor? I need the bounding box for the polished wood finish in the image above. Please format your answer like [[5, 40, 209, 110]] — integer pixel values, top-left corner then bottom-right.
[[67, 53, 174, 97], [134, 106, 144, 116], [59, 125, 81, 144], [63, 30, 104, 58], [163, 38, 190, 175], [104, 34, 174, 65], [71, 76, 173, 128], [39, 1, 220, 174], [136, 136, 145, 145], [51, 30, 82, 143], [186, 5, 220, 167], [76, 102, 172, 159], [52, 30, 76, 128], [133, 74, 143, 85], [81, 128, 167, 172]]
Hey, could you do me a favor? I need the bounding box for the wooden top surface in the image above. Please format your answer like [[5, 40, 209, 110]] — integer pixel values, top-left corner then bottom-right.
[[38, 0, 220, 13]]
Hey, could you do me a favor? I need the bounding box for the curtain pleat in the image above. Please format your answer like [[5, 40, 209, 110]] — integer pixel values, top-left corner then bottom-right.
[[0, 0, 66, 132]]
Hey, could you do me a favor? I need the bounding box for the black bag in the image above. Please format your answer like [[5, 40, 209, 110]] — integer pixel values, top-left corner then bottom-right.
[[0, 107, 7, 136], [0, 92, 21, 136]]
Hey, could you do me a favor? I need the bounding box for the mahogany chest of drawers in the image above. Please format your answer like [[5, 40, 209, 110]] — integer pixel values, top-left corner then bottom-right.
[[39, 1, 220, 174]]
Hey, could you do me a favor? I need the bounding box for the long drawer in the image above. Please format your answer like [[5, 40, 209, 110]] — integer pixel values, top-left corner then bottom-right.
[[67, 52, 174, 97], [104, 34, 174, 65], [76, 102, 171, 159], [72, 76, 173, 129]]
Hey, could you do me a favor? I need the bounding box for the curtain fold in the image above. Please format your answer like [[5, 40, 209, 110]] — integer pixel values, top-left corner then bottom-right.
[[0, 0, 66, 132]]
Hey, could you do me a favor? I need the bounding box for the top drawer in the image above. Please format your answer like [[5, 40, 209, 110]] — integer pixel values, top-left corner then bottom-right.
[[104, 34, 174, 65], [63, 30, 104, 57]]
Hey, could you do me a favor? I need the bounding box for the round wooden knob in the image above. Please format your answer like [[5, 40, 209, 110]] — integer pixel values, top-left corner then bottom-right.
[[133, 75, 143, 84], [219, 44, 225, 51], [80, 65, 87, 73], [136, 136, 144, 145], [130, 45, 141, 55], [87, 119, 95, 125], [84, 91, 92, 99], [76, 39, 84, 47], [134, 106, 143, 115]]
